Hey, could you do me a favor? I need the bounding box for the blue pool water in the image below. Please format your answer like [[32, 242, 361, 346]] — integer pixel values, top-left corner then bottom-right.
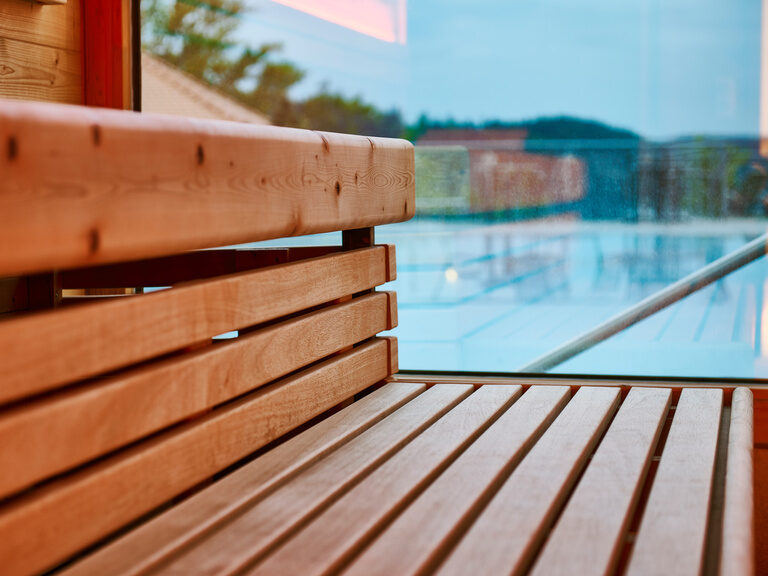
[[375, 219, 768, 379]]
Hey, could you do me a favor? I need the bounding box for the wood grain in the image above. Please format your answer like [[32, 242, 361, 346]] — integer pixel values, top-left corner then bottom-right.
[[151, 384, 473, 576], [720, 387, 754, 576], [0, 292, 394, 500], [625, 388, 723, 576], [0, 0, 81, 51], [0, 36, 81, 103], [61, 382, 425, 576], [251, 385, 523, 576], [0, 101, 415, 276], [343, 385, 570, 576], [530, 387, 672, 576], [0, 246, 391, 404], [0, 339, 394, 576], [437, 386, 621, 576]]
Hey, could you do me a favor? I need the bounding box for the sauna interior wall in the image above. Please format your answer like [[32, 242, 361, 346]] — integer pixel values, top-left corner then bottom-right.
[[0, 0, 83, 104]]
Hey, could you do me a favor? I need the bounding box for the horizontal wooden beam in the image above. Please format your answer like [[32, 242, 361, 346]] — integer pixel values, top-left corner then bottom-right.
[[0, 246, 394, 404], [0, 101, 415, 276]]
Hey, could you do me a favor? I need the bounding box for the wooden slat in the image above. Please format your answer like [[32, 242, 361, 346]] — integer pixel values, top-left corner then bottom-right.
[[62, 382, 425, 576], [0, 0, 81, 51], [437, 386, 621, 576], [625, 388, 723, 576], [720, 387, 754, 576], [0, 292, 395, 500], [0, 246, 391, 404], [251, 385, 523, 576], [530, 387, 672, 576], [0, 36, 81, 104], [0, 101, 415, 276], [59, 247, 342, 288], [343, 385, 570, 576], [151, 384, 473, 576], [0, 338, 394, 576]]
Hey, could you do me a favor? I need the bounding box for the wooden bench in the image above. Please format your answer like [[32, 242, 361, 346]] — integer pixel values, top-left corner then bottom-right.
[[0, 101, 761, 576]]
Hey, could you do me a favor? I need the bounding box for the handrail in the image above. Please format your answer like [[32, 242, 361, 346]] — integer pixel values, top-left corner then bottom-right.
[[0, 101, 414, 277], [519, 232, 768, 373]]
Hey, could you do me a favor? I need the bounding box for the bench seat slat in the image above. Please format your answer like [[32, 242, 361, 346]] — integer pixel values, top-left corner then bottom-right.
[[280, 386, 568, 576], [342, 385, 570, 576], [0, 291, 397, 500], [530, 387, 672, 576], [251, 384, 523, 576], [0, 338, 395, 576], [0, 246, 393, 404], [436, 386, 621, 576], [0, 102, 414, 277], [60, 382, 426, 576], [151, 384, 473, 576], [625, 388, 723, 576], [720, 387, 755, 576]]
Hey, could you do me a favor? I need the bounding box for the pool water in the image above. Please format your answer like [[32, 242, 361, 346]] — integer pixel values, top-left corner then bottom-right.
[[375, 219, 768, 379]]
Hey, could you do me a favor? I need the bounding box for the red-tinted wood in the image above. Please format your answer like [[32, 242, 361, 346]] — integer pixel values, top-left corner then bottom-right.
[[82, 0, 124, 108]]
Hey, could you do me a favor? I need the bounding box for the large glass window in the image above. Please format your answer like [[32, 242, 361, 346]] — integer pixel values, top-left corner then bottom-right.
[[142, 0, 767, 378]]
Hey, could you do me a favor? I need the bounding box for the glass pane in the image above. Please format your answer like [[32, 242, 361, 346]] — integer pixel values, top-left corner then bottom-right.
[[141, 0, 767, 378]]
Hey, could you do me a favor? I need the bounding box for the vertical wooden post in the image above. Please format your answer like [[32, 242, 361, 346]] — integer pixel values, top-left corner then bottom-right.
[[342, 228, 375, 251]]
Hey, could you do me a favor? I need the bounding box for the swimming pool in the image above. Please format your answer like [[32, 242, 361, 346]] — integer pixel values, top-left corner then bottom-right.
[[375, 218, 768, 379]]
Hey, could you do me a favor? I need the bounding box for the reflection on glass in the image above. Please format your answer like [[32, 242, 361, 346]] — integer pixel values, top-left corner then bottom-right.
[[142, 0, 768, 378]]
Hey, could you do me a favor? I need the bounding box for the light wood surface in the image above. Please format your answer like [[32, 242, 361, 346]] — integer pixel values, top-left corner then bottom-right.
[[343, 386, 570, 576], [625, 388, 723, 576], [320, 386, 571, 576], [0, 0, 81, 50], [436, 386, 621, 576], [0, 339, 393, 576], [0, 292, 394, 499], [530, 387, 672, 576], [0, 101, 415, 276], [151, 384, 473, 576], [720, 387, 754, 576], [251, 385, 523, 576], [61, 382, 425, 576], [0, 36, 81, 103], [0, 246, 391, 404]]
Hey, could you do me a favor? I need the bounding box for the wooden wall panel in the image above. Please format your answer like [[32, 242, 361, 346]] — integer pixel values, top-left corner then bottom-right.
[[0, 0, 82, 104], [0, 0, 81, 50], [0, 35, 81, 103]]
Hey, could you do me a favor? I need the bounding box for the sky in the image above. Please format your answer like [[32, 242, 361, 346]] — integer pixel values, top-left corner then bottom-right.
[[238, 0, 762, 139]]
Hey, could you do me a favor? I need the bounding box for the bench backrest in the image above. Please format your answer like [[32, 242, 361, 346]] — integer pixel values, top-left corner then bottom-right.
[[0, 100, 414, 576]]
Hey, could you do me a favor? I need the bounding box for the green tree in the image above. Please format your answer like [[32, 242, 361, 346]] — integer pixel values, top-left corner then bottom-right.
[[297, 93, 403, 138], [248, 62, 305, 123]]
